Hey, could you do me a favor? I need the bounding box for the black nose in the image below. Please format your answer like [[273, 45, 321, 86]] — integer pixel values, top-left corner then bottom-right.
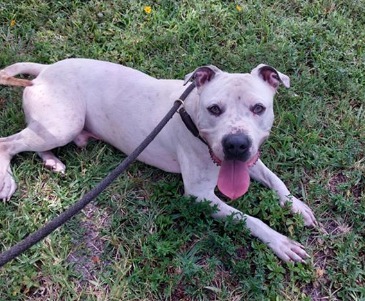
[[222, 133, 251, 161]]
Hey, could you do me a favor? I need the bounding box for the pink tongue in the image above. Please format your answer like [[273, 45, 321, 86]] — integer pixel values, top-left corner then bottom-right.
[[217, 160, 250, 200]]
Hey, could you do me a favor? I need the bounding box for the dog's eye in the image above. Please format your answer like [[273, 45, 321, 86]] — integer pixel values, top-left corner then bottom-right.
[[208, 104, 222, 116], [251, 103, 266, 115]]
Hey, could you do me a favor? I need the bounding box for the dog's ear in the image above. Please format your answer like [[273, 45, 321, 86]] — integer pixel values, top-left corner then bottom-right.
[[184, 65, 221, 87], [251, 64, 290, 89]]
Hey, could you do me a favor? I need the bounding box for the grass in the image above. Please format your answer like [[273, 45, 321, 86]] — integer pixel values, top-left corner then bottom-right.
[[0, 0, 365, 300]]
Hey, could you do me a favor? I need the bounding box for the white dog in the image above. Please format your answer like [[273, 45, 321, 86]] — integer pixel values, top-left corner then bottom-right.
[[0, 59, 316, 262]]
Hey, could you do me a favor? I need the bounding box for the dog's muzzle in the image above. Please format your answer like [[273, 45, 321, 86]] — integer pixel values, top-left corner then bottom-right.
[[217, 134, 260, 200]]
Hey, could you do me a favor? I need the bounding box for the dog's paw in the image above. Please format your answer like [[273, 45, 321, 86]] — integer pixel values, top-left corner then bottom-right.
[[0, 168, 17, 201], [267, 233, 309, 263], [38, 151, 66, 173], [289, 197, 317, 227], [44, 158, 66, 173]]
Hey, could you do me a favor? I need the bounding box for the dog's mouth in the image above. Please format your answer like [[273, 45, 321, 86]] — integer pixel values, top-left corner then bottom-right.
[[210, 149, 260, 200]]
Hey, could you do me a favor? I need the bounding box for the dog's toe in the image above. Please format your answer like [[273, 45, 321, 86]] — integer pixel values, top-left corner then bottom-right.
[[269, 234, 310, 263], [288, 244, 310, 262], [52, 162, 66, 173], [44, 159, 66, 173], [290, 197, 317, 227]]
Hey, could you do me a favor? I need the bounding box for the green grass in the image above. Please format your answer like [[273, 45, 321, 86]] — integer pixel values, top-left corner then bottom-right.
[[1, 0, 365, 300]]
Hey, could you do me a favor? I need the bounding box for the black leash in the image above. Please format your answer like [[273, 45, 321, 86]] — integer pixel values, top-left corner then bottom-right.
[[0, 82, 196, 268]]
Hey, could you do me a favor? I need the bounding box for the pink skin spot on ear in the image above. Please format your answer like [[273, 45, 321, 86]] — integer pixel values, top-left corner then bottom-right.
[[259, 67, 280, 89]]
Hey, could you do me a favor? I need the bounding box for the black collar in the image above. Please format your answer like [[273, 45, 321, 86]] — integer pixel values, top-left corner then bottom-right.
[[178, 106, 208, 146], [176, 82, 208, 146], [176, 83, 222, 165]]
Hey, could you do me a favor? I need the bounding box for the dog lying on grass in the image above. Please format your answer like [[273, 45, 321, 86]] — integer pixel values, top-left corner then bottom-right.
[[0, 59, 316, 261]]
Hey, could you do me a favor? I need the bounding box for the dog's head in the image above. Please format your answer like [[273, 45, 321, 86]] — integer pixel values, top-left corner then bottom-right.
[[184, 64, 290, 199]]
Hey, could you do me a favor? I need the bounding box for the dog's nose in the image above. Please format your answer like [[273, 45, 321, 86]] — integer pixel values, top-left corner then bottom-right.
[[222, 133, 251, 161]]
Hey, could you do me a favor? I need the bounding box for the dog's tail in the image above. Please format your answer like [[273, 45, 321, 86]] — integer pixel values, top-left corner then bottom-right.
[[0, 62, 47, 87]]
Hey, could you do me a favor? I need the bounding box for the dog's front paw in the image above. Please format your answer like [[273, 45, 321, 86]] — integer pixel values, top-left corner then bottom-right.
[[267, 233, 309, 263], [0, 168, 17, 201], [289, 197, 317, 227]]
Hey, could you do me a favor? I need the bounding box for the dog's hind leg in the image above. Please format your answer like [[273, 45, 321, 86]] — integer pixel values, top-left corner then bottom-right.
[[36, 130, 100, 173], [0, 114, 84, 200], [0, 64, 86, 200]]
